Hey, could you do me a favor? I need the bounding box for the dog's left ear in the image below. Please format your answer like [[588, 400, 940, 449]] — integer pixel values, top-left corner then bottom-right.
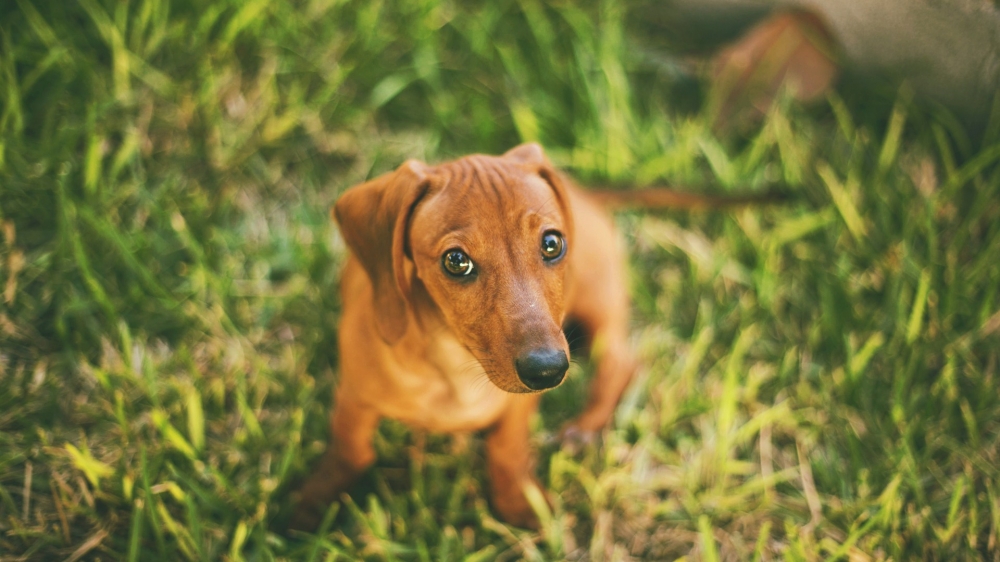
[[503, 142, 547, 165], [503, 143, 575, 242], [333, 160, 429, 344]]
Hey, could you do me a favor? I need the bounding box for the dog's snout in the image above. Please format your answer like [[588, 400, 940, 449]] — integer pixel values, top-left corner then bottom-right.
[[515, 348, 569, 390]]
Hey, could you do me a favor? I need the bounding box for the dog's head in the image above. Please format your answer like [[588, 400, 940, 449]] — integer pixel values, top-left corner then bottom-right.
[[334, 143, 573, 393]]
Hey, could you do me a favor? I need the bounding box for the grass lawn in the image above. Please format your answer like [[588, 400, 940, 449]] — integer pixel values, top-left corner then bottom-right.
[[2, 0, 1000, 559]]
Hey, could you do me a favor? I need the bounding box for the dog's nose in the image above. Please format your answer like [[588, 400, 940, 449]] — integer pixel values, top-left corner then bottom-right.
[[515, 348, 569, 390]]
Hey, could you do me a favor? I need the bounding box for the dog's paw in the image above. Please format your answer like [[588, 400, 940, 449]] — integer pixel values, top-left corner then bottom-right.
[[287, 490, 327, 533], [492, 492, 544, 530], [287, 485, 348, 533], [558, 423, 599, 455], [288, 506, 322, 533], [496, 502, 542, 530], [489, 477, 552, 530]]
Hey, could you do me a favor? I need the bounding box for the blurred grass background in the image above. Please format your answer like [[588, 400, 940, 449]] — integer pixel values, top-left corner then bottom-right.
[[2, 0, 1000, 559]]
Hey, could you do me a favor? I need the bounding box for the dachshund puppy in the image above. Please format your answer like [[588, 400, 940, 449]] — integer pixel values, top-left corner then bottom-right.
[[292, 143, 764, 529]]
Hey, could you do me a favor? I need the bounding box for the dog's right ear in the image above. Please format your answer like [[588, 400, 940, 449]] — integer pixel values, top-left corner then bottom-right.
[[333, 160, 429, 344], [503, 142, 548, 165]]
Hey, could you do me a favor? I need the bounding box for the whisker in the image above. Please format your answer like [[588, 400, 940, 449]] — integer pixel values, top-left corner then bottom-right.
[[534, 194, 559, 217], [472, 373, 495, 395]]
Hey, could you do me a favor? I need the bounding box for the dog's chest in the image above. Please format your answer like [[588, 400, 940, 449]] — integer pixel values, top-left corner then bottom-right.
[[386, 335, 510, 433]]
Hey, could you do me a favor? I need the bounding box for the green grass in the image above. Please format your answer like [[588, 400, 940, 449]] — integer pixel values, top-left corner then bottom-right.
[[2, 0, 1000, 560]]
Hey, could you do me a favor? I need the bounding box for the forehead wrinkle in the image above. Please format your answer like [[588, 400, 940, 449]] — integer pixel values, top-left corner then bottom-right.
[[466, 156, 507, 207], [446, 159, 471, 198], [484, 161, 513, 206], [419, 156, 563, 258], [440, 157, 521, 216]]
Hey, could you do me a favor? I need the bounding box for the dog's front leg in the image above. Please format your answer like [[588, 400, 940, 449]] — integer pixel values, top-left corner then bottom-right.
[[485, 393, 546, 529], [290, 394, 380, 530], [563, 316, 637, 447], [576, 341, 635, 431]]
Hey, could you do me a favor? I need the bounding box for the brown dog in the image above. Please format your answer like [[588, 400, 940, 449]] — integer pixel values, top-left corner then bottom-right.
[[292, 143, 766, 529]]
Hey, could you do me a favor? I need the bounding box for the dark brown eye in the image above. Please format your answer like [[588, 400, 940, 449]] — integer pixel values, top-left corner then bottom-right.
[[541, 231, 565, 261], [442, 250, 475, 277]]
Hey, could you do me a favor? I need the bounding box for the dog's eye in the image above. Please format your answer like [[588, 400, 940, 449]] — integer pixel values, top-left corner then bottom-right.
[[540, 231, 566, 261], [442, 250, 475, 277]]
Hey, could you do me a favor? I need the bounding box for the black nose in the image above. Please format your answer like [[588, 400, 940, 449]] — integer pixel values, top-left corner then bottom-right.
[[515, 348, 569, 390]]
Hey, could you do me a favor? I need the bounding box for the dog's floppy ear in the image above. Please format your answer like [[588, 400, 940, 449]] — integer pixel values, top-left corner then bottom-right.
[[333, 160, 429, 344]]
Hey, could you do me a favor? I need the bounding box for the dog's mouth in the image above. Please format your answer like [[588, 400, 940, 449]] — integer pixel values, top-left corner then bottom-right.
[[476, 364, 536, 394]]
